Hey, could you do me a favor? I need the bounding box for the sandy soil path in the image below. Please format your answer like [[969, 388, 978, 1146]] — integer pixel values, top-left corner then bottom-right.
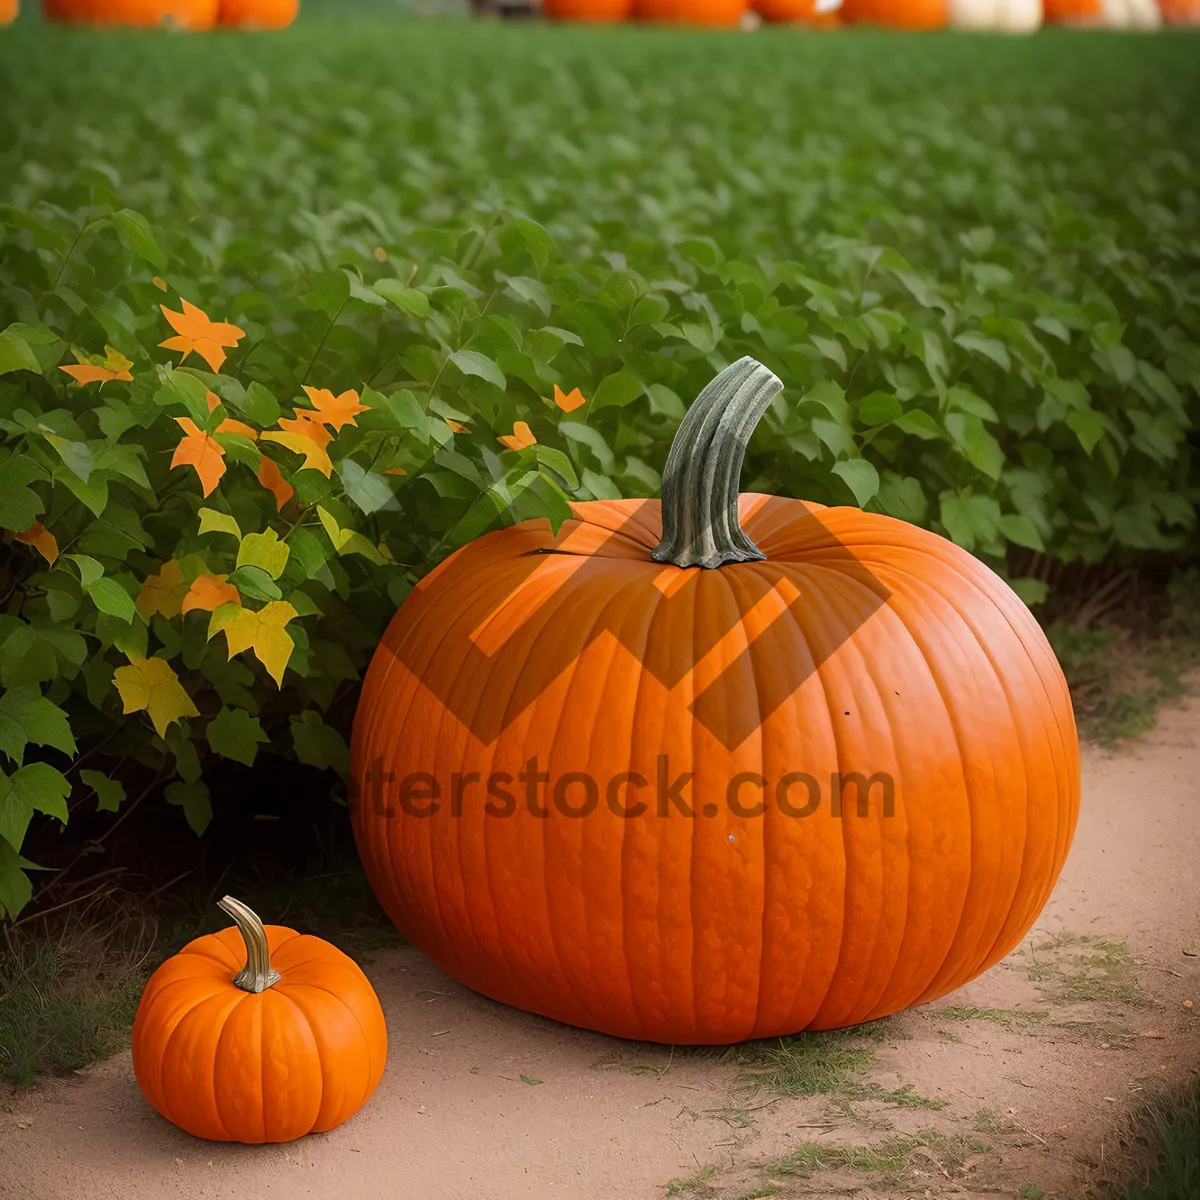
[[4, 691, 1198, 1200]]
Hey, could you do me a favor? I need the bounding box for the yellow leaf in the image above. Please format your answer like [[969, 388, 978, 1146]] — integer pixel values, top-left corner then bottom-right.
[[260, 431, 333, 478], [14, 521, 58, 565], [113, 655, 199, 737], [316, 506, 387, 565], [210, 601, 298, 688], [136, 559, 189, 620], [236, 529, 290, 580], [198, 508, 241, 540]]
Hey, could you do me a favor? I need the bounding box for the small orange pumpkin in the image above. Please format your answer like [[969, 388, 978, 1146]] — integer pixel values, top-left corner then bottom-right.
[[633, 0, 749, 25], [132, 896, 387, 1142], [1, 0, 17, 25], [352, 357, 1080, 1045], [218, 0, 298, 27], [43, 0, 219, 27]]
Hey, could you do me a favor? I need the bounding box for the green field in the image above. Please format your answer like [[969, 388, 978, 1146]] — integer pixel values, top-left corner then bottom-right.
[[1, 22, 1199, 914]]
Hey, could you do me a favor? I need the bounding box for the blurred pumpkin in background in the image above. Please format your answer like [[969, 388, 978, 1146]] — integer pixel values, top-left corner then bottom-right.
[[544, 0, 633, 19], [1158, 0, 1198, 18], [1042, 0, 1159, 22], [753, 0, 842, 23], [219, 0, 298, 26], [633, 0, 749, 25], [43, 0, 219, 26], [842, 0, 1041, 27], [1, 0, 17, 26]]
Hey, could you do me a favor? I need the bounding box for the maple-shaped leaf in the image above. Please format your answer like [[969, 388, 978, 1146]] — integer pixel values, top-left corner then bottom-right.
[[498, 421, 537, 452], [277, 410, 333, 449], [209, 600, 298, 688], [301, 385, 368, 431], [257, 454, 294, 511], [136, 559, 189, 619], [159, 299, 245, 373], [13, 521, 58, 565], [181, 574, 241, 615], [113, 655, 199, 737], [260, 431, 332, 477], [171, 418, 227, 497], [60, 346, 134, 387], [553, 384, 587, 413]]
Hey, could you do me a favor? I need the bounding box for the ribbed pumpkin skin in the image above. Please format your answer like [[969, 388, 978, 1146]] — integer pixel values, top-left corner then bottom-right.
[[633, 0, 748, 25], [352, 494, 1079, 1045], [132, 924, 387, 1141], [218, 0, 298, 26], [44, 0, 219, 26], [544, 0, 634, 19]]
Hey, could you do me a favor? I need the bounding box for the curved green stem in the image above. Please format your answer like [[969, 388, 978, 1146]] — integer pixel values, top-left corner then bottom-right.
[[651, 356, 783, 570], [218, 895, 280, 993]]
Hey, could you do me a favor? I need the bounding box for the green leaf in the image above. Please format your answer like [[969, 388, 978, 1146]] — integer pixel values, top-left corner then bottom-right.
[[0, 454, 45, 531], [0, 840, 42, 919], [892, 409, 943, 441], [305, 268, 351, 317], [207, 706, 269, 767], [374, 279, 431, 318], [339, 459, 399, 516], [1000, 513, 1045, 551], [591, 371, 645, 411], [953, 332, 1011, 373], [0, 763, 70, 850], [449, 350, 505, 391], [1066, 409, 1106, 457], [110, 208, 167, 270], [1008, 578, 1049, 607], [877, 474, 928, 524], [0, 685, 76, 765], [831, 459, 880, 508], [0, 329, 43, 376], [86, 577, 136, 623], [290, 711, 349, 779], [237, 529, 290, 579], [42, 432, 94, 483], [316, 506, 387, 565], [165, 780, 212, 836], [80, 769, 126, 814], [857, 392, 902, 427], [239, 382, 282, 427], [228, 565, 283, 602]]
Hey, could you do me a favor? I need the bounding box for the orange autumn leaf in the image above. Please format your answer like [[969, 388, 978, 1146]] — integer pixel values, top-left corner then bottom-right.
[[60, 346, 134, 387], [277, 410, 332, 449], [136, 559, 190, 620], [205, 390, 222, 412], [497, 421, 537, 452], [259, 431, 333, 478], [216, 417, 258, 440], [384, 467, 407, 476], [181, 574, 241, 616], [446, 418, 470, 434], [257, 454, 295, 511], [301, 386, 368, 431], [171, 418, 227, 497], [14, 521, 58, 565], [160, 298, 245, 373], [554, 384, 587, 413]]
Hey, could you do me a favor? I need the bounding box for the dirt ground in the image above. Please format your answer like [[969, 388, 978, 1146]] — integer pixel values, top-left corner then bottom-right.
[[4, 690, 1198, 1200]]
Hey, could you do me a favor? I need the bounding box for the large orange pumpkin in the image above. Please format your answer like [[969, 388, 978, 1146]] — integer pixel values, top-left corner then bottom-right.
[[218, 0, 298, 26], [633, 0, 749, 25], [1041, 0, 1159, 21], [351, 358, 1080, 1045], [132, 896, 388, 1141], [43, 0, 219, 26], [839, 0, 945, 26]]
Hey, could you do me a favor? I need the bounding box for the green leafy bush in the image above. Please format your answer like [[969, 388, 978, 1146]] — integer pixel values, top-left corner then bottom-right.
[[1, 25, 1198, 916]]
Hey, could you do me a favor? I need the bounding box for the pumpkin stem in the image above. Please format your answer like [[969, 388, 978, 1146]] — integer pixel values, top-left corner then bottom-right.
[[651, 356, 784, 569], [218, 895, 281, 994]]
